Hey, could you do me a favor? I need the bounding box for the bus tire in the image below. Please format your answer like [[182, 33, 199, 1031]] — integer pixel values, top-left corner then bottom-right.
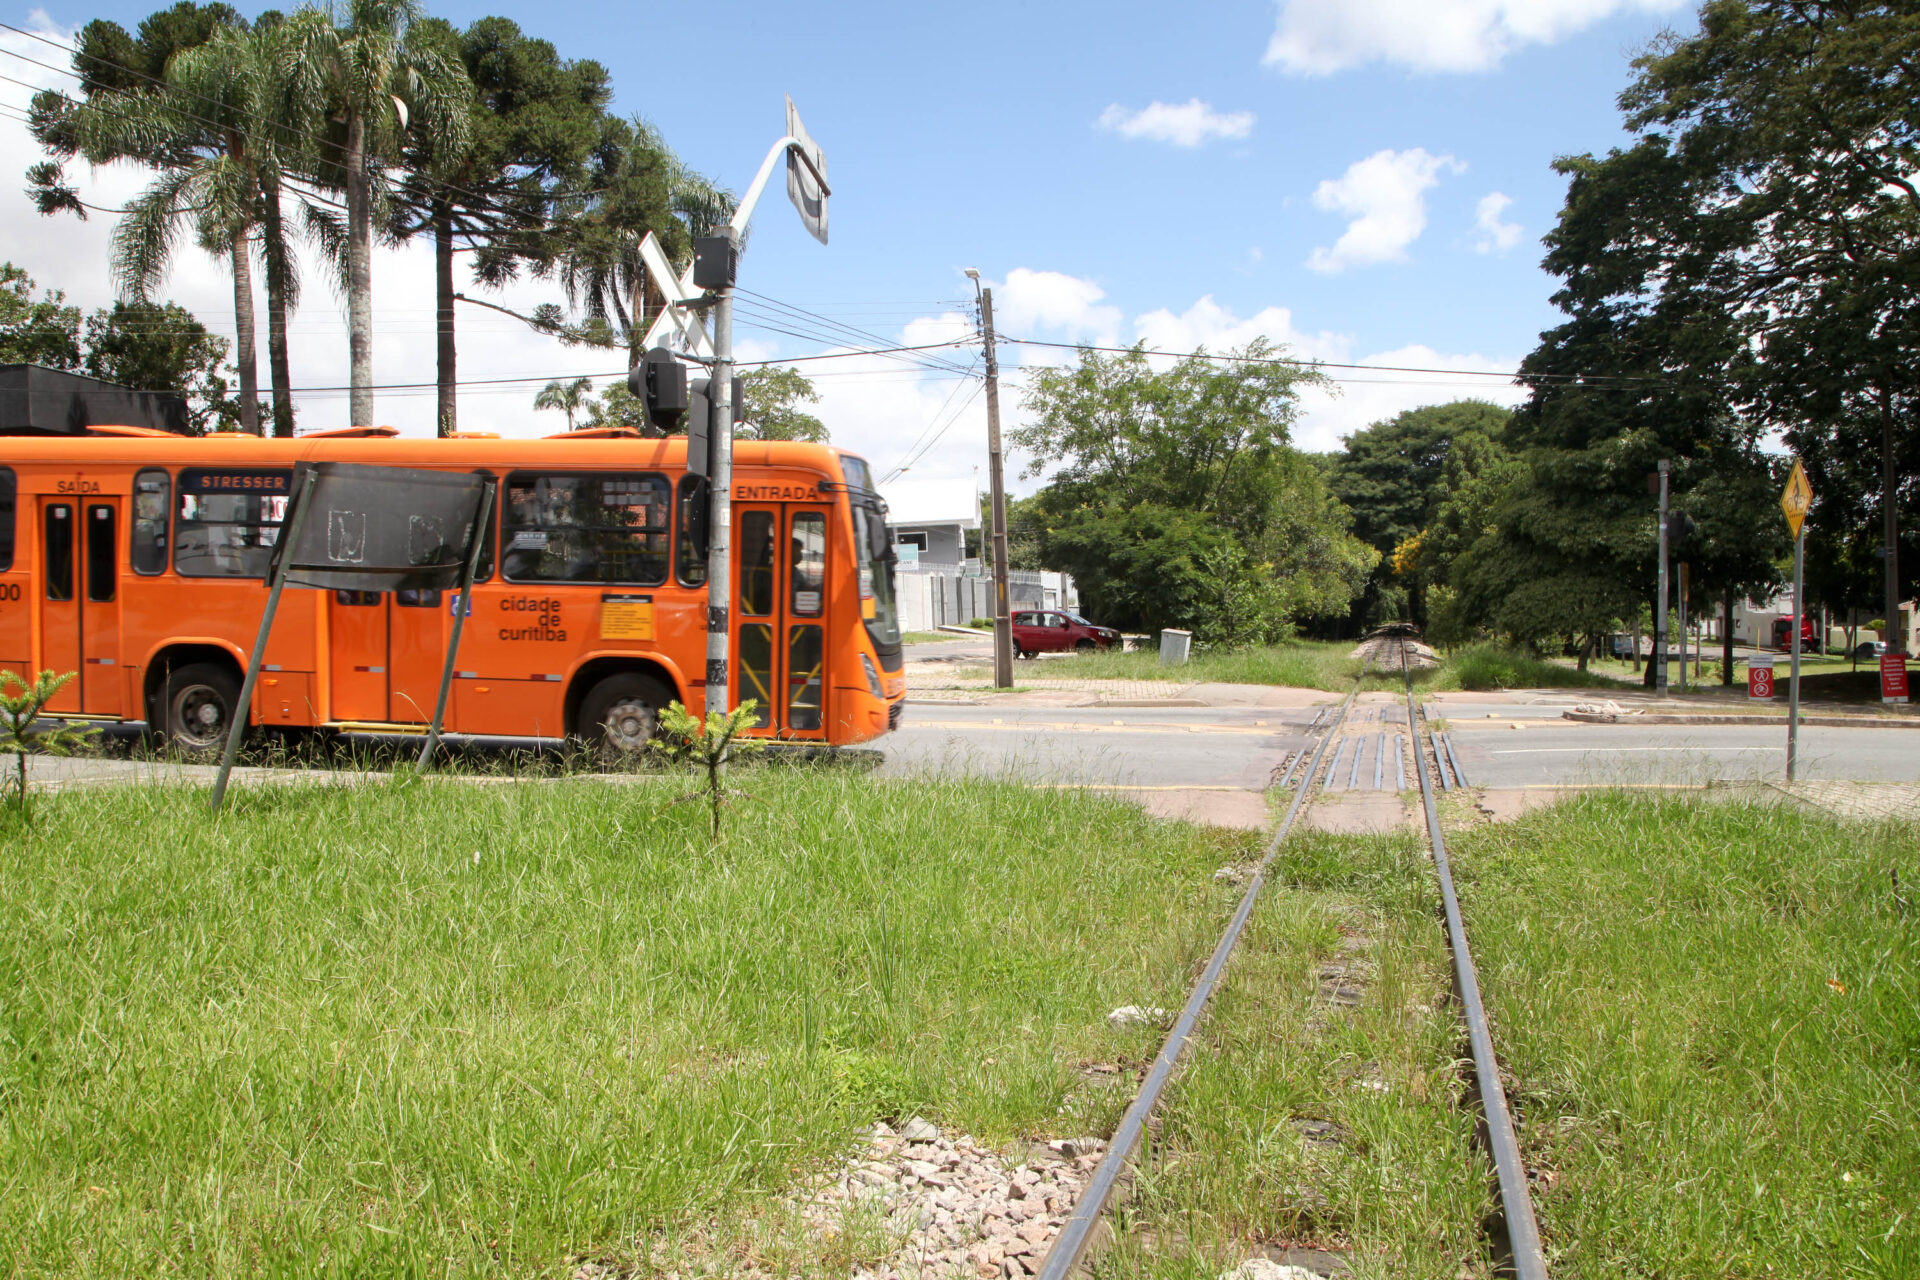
[[578, 673, 671, 756], [163, 662, 242, 756]]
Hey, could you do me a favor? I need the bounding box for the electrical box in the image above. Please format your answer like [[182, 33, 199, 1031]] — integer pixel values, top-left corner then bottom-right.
[[692, 233, 738, 290]]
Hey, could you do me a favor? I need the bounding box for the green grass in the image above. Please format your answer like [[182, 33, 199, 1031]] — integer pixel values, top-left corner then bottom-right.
[[1096, 830, 1493, 1279], [989, 640, 1632, 694], [899, 630, 955, 645], [1419, 643, 1633, 693], [0, 771, 1253, 1276], [1452, 794, 1920, 1276], [1007, 640, 1362, 691]]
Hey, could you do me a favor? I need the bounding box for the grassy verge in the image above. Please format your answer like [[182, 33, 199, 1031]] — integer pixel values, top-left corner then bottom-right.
[[900, 630, 957, 645], [1098, 831, 1491, 1279], [1453, 794, 1919, 1275], [0, 771, 1252, 1276], [994, 641, 1361, 691], [985, 640, 1632, 694]]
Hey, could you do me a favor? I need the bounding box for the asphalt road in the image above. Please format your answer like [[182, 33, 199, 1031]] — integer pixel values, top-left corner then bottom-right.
[[1444, 719, 1920, 787], [879, 703, 1314, 789]]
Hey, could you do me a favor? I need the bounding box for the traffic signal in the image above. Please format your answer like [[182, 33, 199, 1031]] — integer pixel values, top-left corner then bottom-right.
[[631, 348, 688, 430], [1666, 510, 1697, 547]]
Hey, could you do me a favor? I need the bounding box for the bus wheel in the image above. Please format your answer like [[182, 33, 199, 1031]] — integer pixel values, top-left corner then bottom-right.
[[163, 663, 241, 755], [579, 673, 671, 756]]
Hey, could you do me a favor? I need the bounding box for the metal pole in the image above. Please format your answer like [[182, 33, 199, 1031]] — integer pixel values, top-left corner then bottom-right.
[[1883, 388, 1905, 656], [704, 230, 738, 726], [211, 466, 318, 813], [417, 479, 495, 770], [1677, 562, 1688, 693], [1656, 460, 1670, 695], [980, 286, 1014, 690], [1788, 527, 1804, 782]]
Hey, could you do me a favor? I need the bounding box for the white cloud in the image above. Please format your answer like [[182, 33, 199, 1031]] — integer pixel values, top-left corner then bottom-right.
[[1097, 98, 1256, 147], [1133, 295, 1348, 366], [991, 268, 1123, 346], [1265, 0, 1690, 75], [1472, 191, 1523, 254], [1307, 148, 1462, 273], [1295, 344, 1525, 452]]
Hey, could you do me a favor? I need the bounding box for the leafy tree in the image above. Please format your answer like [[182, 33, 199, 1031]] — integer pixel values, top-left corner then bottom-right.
[[1459, 124, 1788, 672], [580, 380, 647, 433], [0, 263, 82, 368], [84, 301, 247, 432], [1014, 342, 1373, 644], [393, 16, 610, 434], [25, 3, 275, 432], [1327, 399, 1513, 626], [532, 375, 592, 431], [282, 0, 470, 427], [739, 365, 826, 442], [1615, 1, 1920, 650]]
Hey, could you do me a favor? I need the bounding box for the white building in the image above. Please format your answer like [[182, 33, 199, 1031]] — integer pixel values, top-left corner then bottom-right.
[[879, 477, 978, 568]]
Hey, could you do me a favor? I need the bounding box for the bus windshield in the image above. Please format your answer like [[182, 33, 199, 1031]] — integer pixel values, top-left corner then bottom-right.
[[850, 499, 901, 651]]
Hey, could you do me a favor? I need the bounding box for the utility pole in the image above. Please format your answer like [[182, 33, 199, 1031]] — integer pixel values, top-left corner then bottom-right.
[[970, 271, 1014, 689], [1656, 459, 1671, 695], [704, 228, 740, 717]]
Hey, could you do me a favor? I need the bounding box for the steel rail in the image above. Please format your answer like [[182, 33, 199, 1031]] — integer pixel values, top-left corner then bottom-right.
[[1030, 670, 1371, 1280], [1402, 647, 1550, 1280]]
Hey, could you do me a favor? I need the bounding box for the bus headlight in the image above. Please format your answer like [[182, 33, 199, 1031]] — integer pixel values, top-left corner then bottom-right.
[[861, 653, 883, 699]]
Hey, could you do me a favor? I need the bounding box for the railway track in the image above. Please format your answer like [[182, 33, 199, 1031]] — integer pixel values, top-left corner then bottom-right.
[[1032, 642, 1547, 1280]]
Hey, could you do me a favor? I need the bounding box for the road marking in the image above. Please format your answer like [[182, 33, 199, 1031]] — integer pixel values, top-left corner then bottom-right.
[[905, 720, 1282, 737], [1029, 784, 1251, 792], [1486, 745, 1784, 754]]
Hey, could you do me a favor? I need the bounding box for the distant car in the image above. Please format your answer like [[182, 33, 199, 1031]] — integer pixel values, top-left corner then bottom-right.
[[1010, 609, 1118, 657], [1850, 640, 1888, 662]]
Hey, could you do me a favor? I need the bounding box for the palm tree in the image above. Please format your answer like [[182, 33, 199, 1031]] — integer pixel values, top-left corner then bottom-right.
[[534, 376, 592, 431], [283, 0, 469, 426], [29, 15, 313, 437], [553, 116, 732, 363]]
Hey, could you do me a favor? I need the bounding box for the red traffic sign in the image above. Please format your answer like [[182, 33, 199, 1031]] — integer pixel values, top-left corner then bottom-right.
[[1882, 654, 1910, 704], [1747, 658, 1775, 701]]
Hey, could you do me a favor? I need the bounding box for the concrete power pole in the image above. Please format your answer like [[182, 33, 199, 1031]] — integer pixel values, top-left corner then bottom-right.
[[978, 283, 1015, 690], [705, 229, 739, 716]]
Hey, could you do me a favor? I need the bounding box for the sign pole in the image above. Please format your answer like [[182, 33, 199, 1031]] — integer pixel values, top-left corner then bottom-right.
[[211, 467, 318, 813], [1788, 527, 1804, 782], [417, 479, 496, 770]]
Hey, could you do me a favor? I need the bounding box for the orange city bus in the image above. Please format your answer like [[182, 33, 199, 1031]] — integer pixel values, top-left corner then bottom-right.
[[0, 425, 907, 752]]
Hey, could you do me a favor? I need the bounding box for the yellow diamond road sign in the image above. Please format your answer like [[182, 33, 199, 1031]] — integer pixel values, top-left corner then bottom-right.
[[1781, 458, 1813, 537]]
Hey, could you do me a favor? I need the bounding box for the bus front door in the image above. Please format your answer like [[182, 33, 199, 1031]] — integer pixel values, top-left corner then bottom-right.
[[732, 503, 830, 739], [36, 497, 126, 717]]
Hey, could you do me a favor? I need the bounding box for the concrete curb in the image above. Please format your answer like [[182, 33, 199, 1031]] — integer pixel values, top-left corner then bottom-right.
[[1562, 711, 1920, 728]]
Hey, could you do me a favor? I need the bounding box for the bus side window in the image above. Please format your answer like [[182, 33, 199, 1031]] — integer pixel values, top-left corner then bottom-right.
[[173, 469, 291, 578], [132, 469, 169, 574], [0, 467, 14, 571], [790, 512, 825, 616], [501, 471, 670, 585]]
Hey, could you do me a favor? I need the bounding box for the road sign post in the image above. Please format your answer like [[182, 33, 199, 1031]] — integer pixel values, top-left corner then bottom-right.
[[1781, 458, 1813, 782], [1656, 460, 1670, 695]]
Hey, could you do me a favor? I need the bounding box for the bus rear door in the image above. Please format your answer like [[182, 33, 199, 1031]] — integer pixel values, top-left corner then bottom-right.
[[36, 496, 126, 717], [328, 591, 446, 724], [732, 501, 831, 739]]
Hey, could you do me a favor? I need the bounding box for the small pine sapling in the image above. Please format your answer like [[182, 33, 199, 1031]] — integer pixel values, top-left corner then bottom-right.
[[651, 699, 767, 839], [0, 670, 100, 822]]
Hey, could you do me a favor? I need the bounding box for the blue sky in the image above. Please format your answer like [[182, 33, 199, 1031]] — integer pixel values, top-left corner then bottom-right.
[[1, 1, 1698, 484]]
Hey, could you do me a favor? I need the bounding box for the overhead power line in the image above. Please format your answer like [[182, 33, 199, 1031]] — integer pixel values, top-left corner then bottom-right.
[[1000, 337, 1670, 387]]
